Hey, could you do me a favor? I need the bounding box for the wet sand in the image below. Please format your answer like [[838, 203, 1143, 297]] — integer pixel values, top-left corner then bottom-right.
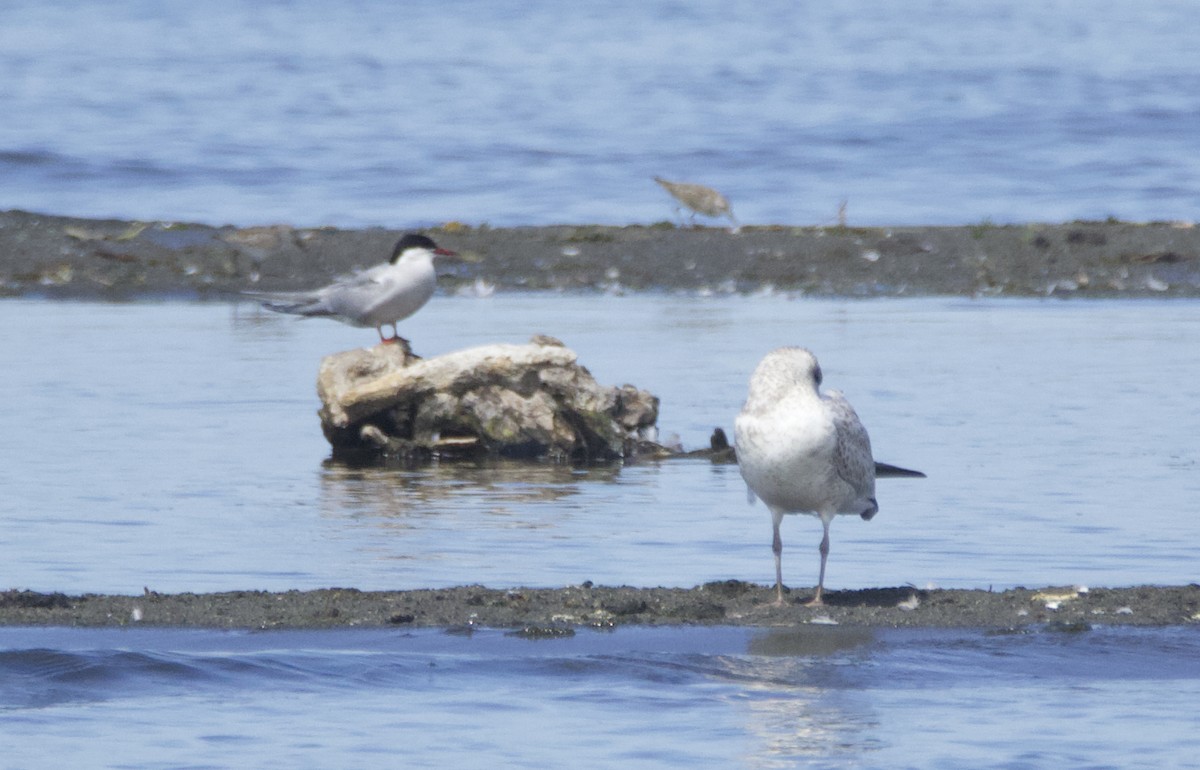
[[3, 584, 1198, 630], [5, 210, 1199, 630], [2, 209, 1199, 298]]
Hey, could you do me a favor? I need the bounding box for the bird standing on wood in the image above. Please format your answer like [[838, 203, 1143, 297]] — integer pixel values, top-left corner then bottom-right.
[[246, 233, 456, 345]]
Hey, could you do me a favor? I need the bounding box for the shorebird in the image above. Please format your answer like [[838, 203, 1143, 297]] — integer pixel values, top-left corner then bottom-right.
[[246, 233, 455, 344], [734, 347, 919, 606], [653, 176, 739, 229]]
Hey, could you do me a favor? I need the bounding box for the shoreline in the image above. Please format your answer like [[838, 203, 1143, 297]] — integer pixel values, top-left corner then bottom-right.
[[2, 209, 1199, 298], [3, 584, 1198, 630]]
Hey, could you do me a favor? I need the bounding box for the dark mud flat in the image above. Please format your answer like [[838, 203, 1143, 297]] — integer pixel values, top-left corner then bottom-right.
[[2, 584, 1198, 631], [3, 209, 1200, 298]]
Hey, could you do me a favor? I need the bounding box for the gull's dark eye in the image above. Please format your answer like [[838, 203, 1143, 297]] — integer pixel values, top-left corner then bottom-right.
[[813, 364, 823, 387]]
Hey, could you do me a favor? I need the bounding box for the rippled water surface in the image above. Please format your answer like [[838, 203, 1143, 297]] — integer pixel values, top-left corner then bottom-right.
[[4, 294, 1200, 767], [2, 625, 1199, 768], [3, 0, 1200, 226]]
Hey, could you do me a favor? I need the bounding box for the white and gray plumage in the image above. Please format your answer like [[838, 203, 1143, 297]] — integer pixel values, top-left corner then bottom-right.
[[734, 347, 881, 606], [653, 176, 739, 230], [247, 233, 456, 344]]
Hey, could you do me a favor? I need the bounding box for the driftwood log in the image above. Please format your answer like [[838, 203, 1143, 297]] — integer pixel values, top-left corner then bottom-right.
[[317, 336, 659, 463]]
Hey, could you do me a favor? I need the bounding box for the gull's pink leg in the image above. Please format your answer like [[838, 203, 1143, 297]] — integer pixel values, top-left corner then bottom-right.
[[803, 519, 832, 607]]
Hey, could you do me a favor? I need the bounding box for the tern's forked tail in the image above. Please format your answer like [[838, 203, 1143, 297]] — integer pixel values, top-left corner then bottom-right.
[[243, 290, 333, 318]]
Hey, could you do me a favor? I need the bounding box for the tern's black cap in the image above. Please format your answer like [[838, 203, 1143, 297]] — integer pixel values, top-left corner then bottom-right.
[[390, 233, 440, 262]]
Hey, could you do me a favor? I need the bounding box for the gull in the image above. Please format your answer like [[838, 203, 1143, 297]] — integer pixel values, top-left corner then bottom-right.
[[653, 176, 739, 230], [246, 233, 456, 344], [734, 347, 921, 606]]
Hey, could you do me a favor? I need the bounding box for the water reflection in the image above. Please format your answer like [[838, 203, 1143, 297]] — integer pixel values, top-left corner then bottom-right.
[[747, 626, 876, 658], [318, 460, 622, 521], [731, 628, 880, 766]]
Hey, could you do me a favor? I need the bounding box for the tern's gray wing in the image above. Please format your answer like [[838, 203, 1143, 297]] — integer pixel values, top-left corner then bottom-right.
[[323, 263, 390, 292], [244, 263, 389, 318], [242, 288, 317, 304], [826, 390, 876, 499], [319, 263, 398, 314]]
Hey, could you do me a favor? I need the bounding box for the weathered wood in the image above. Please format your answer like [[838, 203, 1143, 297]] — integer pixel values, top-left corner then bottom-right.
[[316, 337, 659, 463]]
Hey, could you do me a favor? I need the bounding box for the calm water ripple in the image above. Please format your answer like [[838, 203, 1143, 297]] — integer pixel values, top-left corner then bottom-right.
[[3, 1, 1200, 226], [3, 295, 1199, 596]]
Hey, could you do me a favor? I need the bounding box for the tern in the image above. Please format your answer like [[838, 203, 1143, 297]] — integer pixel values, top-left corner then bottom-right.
[[653, 176, 739, 229], [734, 347, 922, 606], [247, 233, 455, 344]]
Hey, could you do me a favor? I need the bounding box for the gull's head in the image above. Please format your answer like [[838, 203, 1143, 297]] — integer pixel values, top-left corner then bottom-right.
[[390, 233, 458, 265], [746, 346, 823, 403]]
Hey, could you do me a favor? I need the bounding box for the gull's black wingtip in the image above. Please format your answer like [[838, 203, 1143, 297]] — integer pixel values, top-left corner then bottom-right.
[[874, 462, 926, 479]]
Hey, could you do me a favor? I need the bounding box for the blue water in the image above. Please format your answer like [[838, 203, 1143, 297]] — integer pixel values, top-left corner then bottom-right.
[[2, 625, 1199, 768], [3, 0, 1200, 228]]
